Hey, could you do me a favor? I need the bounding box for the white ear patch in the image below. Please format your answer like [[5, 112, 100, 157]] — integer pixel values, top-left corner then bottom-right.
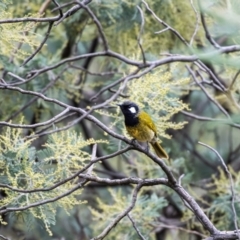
[[129, 106, 137, 114]]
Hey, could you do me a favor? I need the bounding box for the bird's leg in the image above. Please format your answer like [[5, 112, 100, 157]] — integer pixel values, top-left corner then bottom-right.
[[130, 139, 149, 152], [145, 142, 150, 153], [131, 138, 140, 147], [131, 139, 143, 149]]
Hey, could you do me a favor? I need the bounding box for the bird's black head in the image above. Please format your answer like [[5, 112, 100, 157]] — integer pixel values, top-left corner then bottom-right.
[[118, 101, 139, 126]]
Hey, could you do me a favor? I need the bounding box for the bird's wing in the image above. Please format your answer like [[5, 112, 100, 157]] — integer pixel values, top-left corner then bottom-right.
[[139, 111, 158, 135]]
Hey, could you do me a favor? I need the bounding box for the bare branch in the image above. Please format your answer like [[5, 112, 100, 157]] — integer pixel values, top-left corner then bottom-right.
[[75, 0, 109, 51], [186, 65, 231, 119], [154, 223, 207, 238], [0, 108, 70, 129], [0, 235, 10, 240], [230, 69, 240, 90], [51, 1, 75, 12], [26, 115, 89, 139], [142, 0, 189, 47], [189, 0, 200, 45], [181, 111, 240, 129], [39, 0, 52, 14], [128, 214, 146, 240], [173, 184, 219, 235], [198, 0, 220, 49], [199, 142, 240, 240], [70, 64, 119, 76], [91, 68, 140, 101], [136, 6, 146, 64], [0, 180, 88, 214], [21, 21, 54, 67], [0, 16, 59, 24], [54, 0, 92, 25], [7, 72, 26, 83], [196, 61, 227, 92], [78, 174, 169, 186], [0, 146, 133, 194], [5, 67, 67, 121], [86, 143, 97, 175], [92, 184, 143, 240], [51, 0, 63, 17], [155, 27, 169, 34]]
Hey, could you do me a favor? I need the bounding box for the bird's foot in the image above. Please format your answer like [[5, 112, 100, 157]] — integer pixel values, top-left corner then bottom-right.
[[131, 139, 143, 149], [131, 139, 149, 152], [145, 143, 150, 153], [131, 138, 138, 145]]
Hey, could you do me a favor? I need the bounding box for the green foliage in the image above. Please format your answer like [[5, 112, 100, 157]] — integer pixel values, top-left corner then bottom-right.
[[201, 0, 240, 43], [127, 65, 190, 139], [1, 0, 240, 239], [90, 188, 167, 239], [0, 2, 40, 65], [0, 124, 108, 234], [0, 0, 11, 10], [99, 64, 190, 142], [206, 167, 240, 231], [92, 0, 205, 55], [180, 166, 240, 235]]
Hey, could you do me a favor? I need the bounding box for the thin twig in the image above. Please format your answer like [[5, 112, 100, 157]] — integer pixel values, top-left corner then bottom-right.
[[51, 1, 75, 12], [173, 184, 219, 235], [26, 115, 88, 139], [136, 6, 146, 64], [199, 142, 240, 240], [0, 146, 133, 194], [29, 66, 156, 138], [181, 110, 240, 129], [154, 223, 207, 238], [21, 45, 240, 83], [21, 21, 54, 66], [198, 0, 220, 49], [70, 64, 119, 76], [52, 0, 63, 17], [186, 65, 231, 119], [34, 112, 77, 135], [92, 184, 143, 240], [39, 0, 52, 14], [0, 235, 10, 240], [155, 27, 169, 34], [75, 0, 109, 51], [142, 0, 189, 47], [0, 108, 70, 129], [86, 143, 97, 175], [91, 68, 140, 101], [5, 67, 67, 121], [189, 0, 200, 45], [54, 0, 92, 25], [230, 69, 240, 90], [128, 213, 146, 240], [7, 72, 26, 82], [0, 180, 88, 214], [0, 83, 178, 183]]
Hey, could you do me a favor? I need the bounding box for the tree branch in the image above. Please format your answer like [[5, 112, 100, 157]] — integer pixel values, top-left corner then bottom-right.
[[92, 183, 143, 240], [199, 142, 240, 239]]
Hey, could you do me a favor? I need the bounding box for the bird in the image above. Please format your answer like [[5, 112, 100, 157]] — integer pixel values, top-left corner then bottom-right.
[[118, 101, 168, 159]]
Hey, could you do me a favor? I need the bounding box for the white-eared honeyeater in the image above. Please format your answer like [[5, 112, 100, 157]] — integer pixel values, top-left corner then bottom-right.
[[118, 101, 168, 159]]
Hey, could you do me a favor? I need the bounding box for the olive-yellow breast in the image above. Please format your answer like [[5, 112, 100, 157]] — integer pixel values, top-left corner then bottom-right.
[[118, 101, 168, 159]]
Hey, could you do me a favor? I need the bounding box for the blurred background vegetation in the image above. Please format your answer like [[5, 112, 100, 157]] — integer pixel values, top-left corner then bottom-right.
[[1, 0, 240, 239]]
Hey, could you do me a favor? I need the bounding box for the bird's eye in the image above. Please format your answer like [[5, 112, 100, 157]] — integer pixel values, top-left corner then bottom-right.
[[128, 106, 136, 113]]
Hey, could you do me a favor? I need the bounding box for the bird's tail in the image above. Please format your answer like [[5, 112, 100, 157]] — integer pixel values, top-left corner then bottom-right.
[[150, 142, 169, 160]]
